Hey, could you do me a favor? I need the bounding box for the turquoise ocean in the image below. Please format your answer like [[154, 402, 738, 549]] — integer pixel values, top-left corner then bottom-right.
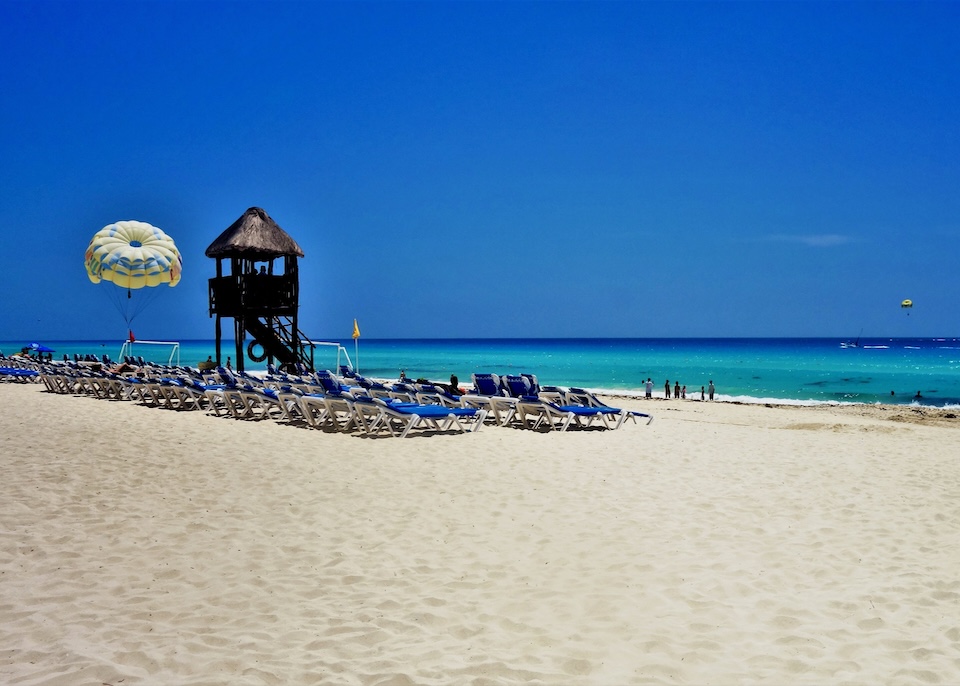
[[5, 337, 960, 408]]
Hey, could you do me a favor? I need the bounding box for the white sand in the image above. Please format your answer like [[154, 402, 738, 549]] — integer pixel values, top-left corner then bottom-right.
[[2, 383, 959, 685]]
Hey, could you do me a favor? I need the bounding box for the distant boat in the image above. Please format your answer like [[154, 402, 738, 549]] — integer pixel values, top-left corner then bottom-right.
[[841, 329, 863, 349]]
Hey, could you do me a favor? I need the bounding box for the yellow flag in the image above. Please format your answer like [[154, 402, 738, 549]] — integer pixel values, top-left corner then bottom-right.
[[352, 319, 360, 339]]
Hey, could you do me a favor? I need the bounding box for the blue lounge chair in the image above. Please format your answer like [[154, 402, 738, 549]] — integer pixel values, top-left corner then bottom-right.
[[354, 376, 393, 399], [565, 387, 653, 425], [313, 369, 355, 396], [415, 384, 463, 408], [0, 367, 39, 382], [298, 393, 332, 429], [322, 393, 362, 432], [388, 382, 420, 402], [515, 396, 630, 431], [296, 393, 383, 434], [247, 385, 304, 422], [536, 385, 568, 405], [462, 373, 518, 425], [501, 374, 535, 398], [374, 398, 487, 438], [152, 377, 208, 411]]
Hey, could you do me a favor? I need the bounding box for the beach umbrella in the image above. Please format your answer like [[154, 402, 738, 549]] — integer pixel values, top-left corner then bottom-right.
[[29, 343, 55, 353]]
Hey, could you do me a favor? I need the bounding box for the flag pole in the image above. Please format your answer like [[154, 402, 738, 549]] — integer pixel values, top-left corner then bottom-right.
[[352, 319, 361, 374]]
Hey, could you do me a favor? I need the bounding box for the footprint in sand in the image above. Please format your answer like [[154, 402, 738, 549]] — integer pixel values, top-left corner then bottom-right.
[[857, 617, 885, 631]]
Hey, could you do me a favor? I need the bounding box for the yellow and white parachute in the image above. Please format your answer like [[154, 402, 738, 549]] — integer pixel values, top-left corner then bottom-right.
[[85, 220, 182, 289], [84, 221, 182, 328]]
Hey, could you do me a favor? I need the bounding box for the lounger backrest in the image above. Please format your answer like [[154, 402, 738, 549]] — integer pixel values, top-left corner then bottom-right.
[[472, 373, 502, 396], [568, 387, 604, 407], [503, 375, 531, 397], [315, 370, 344, 395], [217, 366, 238, 386], [521, 373, 540, 396]]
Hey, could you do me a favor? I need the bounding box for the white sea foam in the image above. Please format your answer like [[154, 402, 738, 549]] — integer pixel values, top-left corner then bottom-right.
[[588, 389, 855, 407], [713, 394, 857, 406]]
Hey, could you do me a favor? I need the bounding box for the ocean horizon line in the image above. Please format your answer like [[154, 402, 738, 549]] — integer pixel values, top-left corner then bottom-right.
[[7, 335, 959, 342]]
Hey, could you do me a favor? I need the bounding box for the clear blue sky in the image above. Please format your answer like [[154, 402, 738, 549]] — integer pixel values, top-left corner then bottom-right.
[[2, 0, 957, 341]]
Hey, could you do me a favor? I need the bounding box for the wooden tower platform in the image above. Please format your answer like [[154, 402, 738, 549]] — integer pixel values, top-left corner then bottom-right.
[[205, 207, 315, 373]]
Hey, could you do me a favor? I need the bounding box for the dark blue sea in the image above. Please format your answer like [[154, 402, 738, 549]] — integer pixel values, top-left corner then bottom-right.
[[5, 337, 960, 407]]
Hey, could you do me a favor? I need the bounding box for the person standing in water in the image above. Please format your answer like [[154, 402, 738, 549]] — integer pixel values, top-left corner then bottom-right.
[[708, 380, 715, 400]]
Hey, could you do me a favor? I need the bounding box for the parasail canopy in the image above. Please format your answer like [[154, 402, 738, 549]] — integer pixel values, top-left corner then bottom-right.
[[84, 220, 182, 329], [901, 299, 913, 309], [85, 220, 182, 289]]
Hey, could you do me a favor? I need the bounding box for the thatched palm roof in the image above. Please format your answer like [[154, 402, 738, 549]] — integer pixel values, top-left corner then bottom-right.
[[205, 207, 304, 258]]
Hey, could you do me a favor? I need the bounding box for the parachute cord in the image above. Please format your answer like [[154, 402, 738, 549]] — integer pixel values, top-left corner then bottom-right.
[[100, 285, 167, 332]]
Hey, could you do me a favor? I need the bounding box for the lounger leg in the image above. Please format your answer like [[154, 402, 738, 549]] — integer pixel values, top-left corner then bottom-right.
[[399, 415, 421, 439]]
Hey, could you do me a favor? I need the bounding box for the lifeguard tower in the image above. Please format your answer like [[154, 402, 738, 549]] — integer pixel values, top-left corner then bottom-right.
[[206, 207, 315, 373]]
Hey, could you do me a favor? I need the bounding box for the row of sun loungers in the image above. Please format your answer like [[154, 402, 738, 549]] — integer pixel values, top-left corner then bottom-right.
[[460, 372, 653, 431], [26, 361, 651, 436], [0, 366, 40, 382], [0, 354, 43, 381]]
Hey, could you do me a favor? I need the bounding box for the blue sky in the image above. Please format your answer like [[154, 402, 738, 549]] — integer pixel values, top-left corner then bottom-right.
[[2, 0, 957, 341]]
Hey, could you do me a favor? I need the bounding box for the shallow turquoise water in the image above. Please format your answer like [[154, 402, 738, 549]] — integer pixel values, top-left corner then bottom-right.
[[5, 337, 960, 407]]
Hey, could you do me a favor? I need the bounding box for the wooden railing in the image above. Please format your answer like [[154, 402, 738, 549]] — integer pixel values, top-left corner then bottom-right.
[[208, 274, 298, 317]]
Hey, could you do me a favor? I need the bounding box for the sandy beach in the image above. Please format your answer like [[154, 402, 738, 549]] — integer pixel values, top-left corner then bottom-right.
[[2, 382, 959, 685]]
